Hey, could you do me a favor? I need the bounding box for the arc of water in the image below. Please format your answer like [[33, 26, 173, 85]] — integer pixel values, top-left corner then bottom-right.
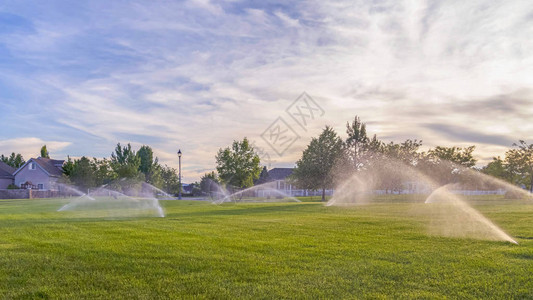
[[212, 182, 301, 205], [425, 184, 517, 244], [56, 181, 165, 217]]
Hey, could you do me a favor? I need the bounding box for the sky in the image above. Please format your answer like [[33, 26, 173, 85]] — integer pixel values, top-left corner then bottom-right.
[[0, 0, 532, 182]]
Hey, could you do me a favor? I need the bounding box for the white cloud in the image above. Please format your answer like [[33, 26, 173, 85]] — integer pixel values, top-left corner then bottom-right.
[[0, 138, 71, 160]]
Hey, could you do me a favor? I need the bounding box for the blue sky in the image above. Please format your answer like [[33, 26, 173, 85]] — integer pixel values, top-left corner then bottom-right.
[[1, 0, 532, 182]]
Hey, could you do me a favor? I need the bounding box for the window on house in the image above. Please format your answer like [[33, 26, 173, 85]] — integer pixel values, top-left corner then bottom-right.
[[29, 162, 36, 170], [37, 184, 44, 190]]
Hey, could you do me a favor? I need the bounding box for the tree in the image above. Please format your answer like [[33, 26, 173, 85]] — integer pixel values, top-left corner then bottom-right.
[[292, 126, 344, 201], [255, 166, 271, 185], [426, 146, 477, 168], [0, 152, 25, 168], [481, 156, 509, 181], [69, 156, 97, 190], [420, 146, 477, 185], [160, 165, 180, 195], [40, 145, 50, 158], [62, 156, 75, 176], [110, 143, 141, 179], [505, 140, 533, 192], [63, 156, 114, 191], [136, 145, 162, 186], [345, 116, 369, 170], [200, 171, 220, 196], [93, 158, 114, 185], [374, 139, 423, 193], [382, 139, 423, 166], [190, 182, 202, 197], [215, 138, 261, 191]]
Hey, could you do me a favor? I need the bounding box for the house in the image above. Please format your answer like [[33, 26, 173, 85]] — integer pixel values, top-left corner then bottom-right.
[[13, 158, 65, 191], [182, 183, 193, 194], [266, 168, 294, 191], [254, 167, 295, 197], [0, 161, 15, 189]]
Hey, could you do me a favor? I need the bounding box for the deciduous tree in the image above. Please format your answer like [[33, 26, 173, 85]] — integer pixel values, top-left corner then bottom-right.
[[292, 126, 344, 201], [160, 165, 180, 195], [216, 138, 261, 191], [420, 145, 477, 185], [481, 156, 509, 181], [505, 140, 533, 192]]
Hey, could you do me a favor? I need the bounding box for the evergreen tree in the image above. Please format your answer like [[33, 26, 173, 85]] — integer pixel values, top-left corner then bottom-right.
[[345, 115, 369, 170], [255, 166, 270, 185], [136, 145, 162, 186], [40, 145, 50, 158], [70, 156, 97, 190], [1, 153, 25, 168], [110, 143, 141, 179], [62, 156, 74, 176]]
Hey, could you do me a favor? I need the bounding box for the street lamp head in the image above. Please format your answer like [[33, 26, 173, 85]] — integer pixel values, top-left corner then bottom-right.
[[178, 149, 182, 157]]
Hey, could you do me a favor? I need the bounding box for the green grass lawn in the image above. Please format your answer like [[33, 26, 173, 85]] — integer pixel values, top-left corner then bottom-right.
[[0, 196, 532, 299]]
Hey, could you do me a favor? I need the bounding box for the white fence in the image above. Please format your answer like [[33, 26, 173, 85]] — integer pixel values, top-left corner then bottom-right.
[[255, 189, 334, 198]]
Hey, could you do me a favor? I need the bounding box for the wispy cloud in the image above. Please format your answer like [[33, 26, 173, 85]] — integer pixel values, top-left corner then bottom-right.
[[0, 0, 532, 180]]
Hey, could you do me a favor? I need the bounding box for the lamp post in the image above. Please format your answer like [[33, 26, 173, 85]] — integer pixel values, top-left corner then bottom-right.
[[177, 149, 182, 200]]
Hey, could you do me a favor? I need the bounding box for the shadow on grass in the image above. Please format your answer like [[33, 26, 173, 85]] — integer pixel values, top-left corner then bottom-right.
[[507, 252, 533, 260], [515, 236, 533, 240]]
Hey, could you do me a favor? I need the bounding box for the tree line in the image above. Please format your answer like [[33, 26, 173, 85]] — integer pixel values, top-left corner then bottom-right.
[[62, 143, 181, 194], [195, 116, 532, 200], [291, 116, 532, 201], [3, 121, 530, 199], [1, 144, 181, 195]]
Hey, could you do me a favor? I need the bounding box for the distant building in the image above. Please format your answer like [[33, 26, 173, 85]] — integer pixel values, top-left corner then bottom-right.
[[255, 167, 334, 197], [182, 183, 193, 194], [266, 168, 294, 190], [0, 161, 15, 189], [13, 158, 65, 191]]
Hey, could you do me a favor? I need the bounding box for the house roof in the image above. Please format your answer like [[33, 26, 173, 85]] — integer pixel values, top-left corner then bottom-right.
[[267, 168, 294, 181], [0, 161, 15, 179], [13, 157, 65, 177], [35, 158, 64, 177]]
